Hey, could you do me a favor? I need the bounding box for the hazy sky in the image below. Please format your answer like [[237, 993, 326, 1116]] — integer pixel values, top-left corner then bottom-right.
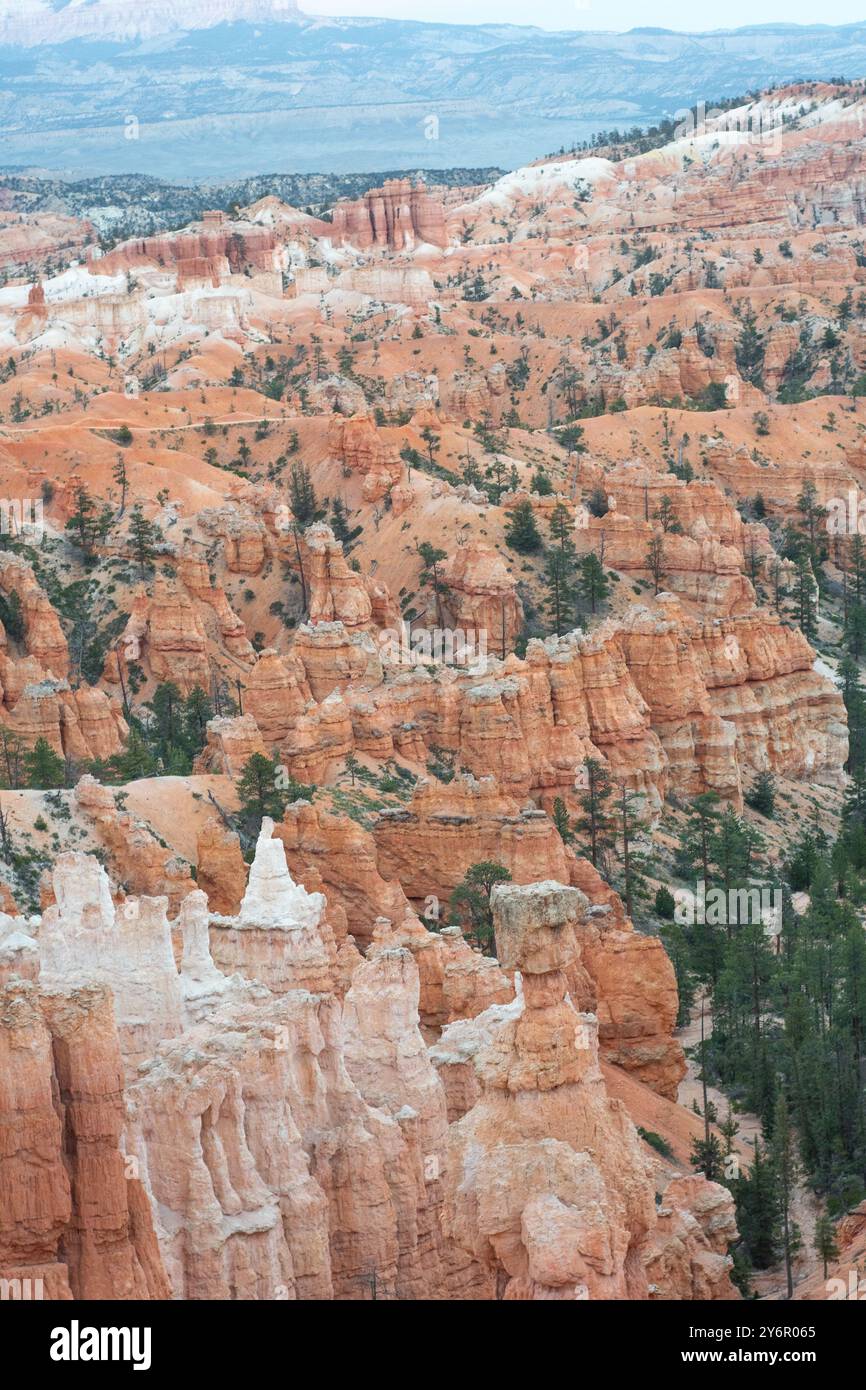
[[301, 1, 866, 28]]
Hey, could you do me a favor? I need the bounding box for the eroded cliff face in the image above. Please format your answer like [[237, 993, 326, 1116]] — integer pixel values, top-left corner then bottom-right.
[[0, 555, 127, 764], [330, 180, 449, 252], [181, 565, 843, 817], [0, 836, 734, 1301], [616, 598, 847, 795], [0, 979, 169, 1301], [371, 773, 685, 1096], [441, 882, 735, 1299]]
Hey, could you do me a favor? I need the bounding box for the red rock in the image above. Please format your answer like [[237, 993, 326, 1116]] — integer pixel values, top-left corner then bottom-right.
[[0, 980, 170, 1300], [196, 818, 247, 916], [331, 180, 448, 251]]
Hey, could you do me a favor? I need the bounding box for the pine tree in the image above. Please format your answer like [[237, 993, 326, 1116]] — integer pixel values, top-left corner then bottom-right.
[[813, 1214, 839, 1280], [146, 681, 190, 769], [417, 542, 449, 628], [552, 797, 574, 844], [289, 462, 319, 527], [654, 494, 682, 533], [796, 478, 825, 555], [112, 452, 128, 515], [345, 753, 360, 787], [655, 885, 676, 918], [645, 533, 666, 593], [556, 423, 586, 457], [719, 1104, 739, 1156], [850, 534, 866, 604], [504, 499, 542, 554], [734, 1138, 781, 1269], [546, 500, 578, 634], [843, 763, 866, 830], [128, 504, 161, 573], [108, 728, 158, 783], [839, 653, 866, 773], [0, 727, 25, 790], [586, 486, 609, 518], [530, 467, 553, 495], [420, 426, 441, 468], [544, 546, 577, 636], [712, 805, 755, 901], [767, 557, 787, 615], [578, 552, 610, 614], [548, 500, 573, 551], [66, 483, 110, 558], [677, 791, 722, 885], [449, 861, 512, 953], [330, 497, 352, 546], [617, 782, 645, 918], [690, 1131, 725, 1182], [574, 757, 615, 876], [182, 687, 213, 754], [236, 752, 287, 839], [163, 744, 190, 776], [771, 1094, 801, 1300], [659, 916, 695, 1024], [745, 771, 776, 818], [844, 602, 866, 659], [24, 737, 66, 789], [0, 797, 12, 863], [0, 589, 25, 642]]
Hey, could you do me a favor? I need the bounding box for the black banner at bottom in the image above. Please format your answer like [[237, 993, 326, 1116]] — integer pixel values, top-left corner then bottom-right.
[[2, 1295, 860, 1376]]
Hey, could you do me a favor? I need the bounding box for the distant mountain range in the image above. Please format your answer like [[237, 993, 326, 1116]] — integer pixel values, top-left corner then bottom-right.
[[0, 1, 303, 46], [0, 13, 865, 179]]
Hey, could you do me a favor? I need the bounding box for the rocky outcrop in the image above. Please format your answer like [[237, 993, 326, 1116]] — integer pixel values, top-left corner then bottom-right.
[[569, 895, 686, 1101], [579, 512, 756, 617], [0, 979, 169, 1301], [196, 818, 247, 916], [117, 582, 210, 693], [198, 504, 269, 576], [276, 800, 512, 1028], [124, 821, 453, 1299], [0, 554, 68, 677], [277, 798, 409, 944], [373, 774, 575, 902], [208, 818, 334, 996], [74, 775, 196, 911], [97, 220, 278, 283], [439, 541, 524, 655], [177, 554, 255, 662], [292, 625, 383, 703], [39, 851, 185, 1069], [327, 413, 402, 478], [304, 522, 374, 632], [441, 881, 736, 1299], [618, 598, 848, 792], [0, 786, 733, 1301], [193, 714, 269, 778], [342, 943, 450, 1288], [0, 667, 128, 765], [331, 180, 449, 252], [646, 1176, 740, 1300], [229, 594, 846, 821], [443, 881, 659, 1299]]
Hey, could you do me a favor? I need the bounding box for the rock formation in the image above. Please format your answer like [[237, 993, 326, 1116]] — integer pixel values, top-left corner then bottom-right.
[[0, 979, 169, 1300], [441, 881, 736, 1299], [331, 180, 449, 252]]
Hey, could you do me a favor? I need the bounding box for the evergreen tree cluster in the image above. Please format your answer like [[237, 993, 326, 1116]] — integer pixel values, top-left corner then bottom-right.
[[661, 788, 866, 1289]]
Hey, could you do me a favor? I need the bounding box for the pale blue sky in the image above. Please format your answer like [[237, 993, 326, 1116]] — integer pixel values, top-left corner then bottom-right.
[[302, 1, 866, 28]]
